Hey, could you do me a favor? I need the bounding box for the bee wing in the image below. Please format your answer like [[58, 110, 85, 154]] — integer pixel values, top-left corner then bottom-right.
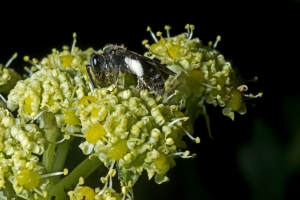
[[145, 57, 176, 76], [116, 50, 176, 76]]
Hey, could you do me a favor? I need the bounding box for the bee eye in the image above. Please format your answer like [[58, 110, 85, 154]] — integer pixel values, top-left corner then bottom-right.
[[93, 58, 98, 66], [92, 55, 105, 68]]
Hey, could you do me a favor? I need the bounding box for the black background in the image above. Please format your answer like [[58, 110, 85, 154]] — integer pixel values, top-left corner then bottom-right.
[[1, 1, 299, 199]]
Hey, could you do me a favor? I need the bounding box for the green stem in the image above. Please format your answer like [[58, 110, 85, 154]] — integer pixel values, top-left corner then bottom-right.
[[184, 96, 200, 125], [3, 178, 15, 199], [52, 138, 72, 184], [185, 95, 213, 138], [202, 105, 213, 139], [47, 157, 103, 199], [42, 112, 62, 173]]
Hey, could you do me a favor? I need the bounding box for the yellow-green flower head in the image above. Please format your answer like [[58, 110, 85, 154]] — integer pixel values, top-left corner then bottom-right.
[[6, 67, 89, 122], [23, 33, 93, 76], [7, 34, 93, 123], [0, 107, 45, 155], [0, 152, 10, 189], [68, 177, 124, 200], [144, 25, 262, 122], [75, 86, 196, 184], [0, 107, 47, 197], [0, 107, 20, 190], [0, 53, 21, 94], [7, 149, 51, 199]]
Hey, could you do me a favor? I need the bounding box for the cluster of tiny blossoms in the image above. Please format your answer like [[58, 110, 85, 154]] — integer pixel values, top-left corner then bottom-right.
[[0, 106, 50, 199], [65, 85, 197, 199], [7, 33, 91, 123], [0, 34, 90, 199], [1, 54, 60, 199], [0, 33, 198, 199], [0, 53, 21, 94], [77, 85, 196, 180], [143, 25, 262, 126]]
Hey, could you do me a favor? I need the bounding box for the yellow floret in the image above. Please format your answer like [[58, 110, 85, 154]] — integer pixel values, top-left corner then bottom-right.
[[16, 169, 40, 189], [107, 140, 128, 160], [228, 90, 242, 111], [60, 54, 74, 68], [154, 153, 170, 175], [74, 186, 95, 200], [63, 110, 80, 125], [85, 124, 106, 144], [79, 96, 97, 106], [24, 96, 34, 113]]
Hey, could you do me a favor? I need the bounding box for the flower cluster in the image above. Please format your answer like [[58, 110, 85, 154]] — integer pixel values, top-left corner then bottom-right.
[[0, 35, 93, 199], [0, 32, 199, 199], [0, 24, 261, 199], [0, 107, 49, 199], [144, 25, 262, 129], [0, 53, 21, 94], [74, 86, 196, 186], [6, 34, 90, 124], [7, 67, 88, 122]]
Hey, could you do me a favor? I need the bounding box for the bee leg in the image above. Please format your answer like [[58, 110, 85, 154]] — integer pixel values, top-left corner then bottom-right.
[[110, 65, 120, 93], [105, 64, 110, 77], [86, 64, 98, 89], [137, 77, 146, 97], [99, 71, 105, 87], [103, 64, 112, 87], [119, 65, 127, 87], [137, 78, 141, 91]]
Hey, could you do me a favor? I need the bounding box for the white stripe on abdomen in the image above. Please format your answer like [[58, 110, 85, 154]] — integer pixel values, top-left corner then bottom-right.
[[124, 57, 144, 77]]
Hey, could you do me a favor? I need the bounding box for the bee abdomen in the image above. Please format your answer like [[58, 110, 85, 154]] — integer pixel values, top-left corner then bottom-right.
[[150, 73, 165, 94]]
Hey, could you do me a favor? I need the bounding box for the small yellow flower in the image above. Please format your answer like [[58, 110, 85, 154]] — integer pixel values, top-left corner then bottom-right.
[[68, 177, 124, 200]]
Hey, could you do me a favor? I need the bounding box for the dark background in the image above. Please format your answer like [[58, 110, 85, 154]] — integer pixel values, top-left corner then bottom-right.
[[1, 1, 299, 199]]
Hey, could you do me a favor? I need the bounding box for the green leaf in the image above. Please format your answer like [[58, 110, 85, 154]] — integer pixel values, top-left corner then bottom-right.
[[237, 118, 286, 200]]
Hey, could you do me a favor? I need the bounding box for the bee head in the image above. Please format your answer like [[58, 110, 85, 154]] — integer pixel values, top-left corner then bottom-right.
[[90, 53, 106, 76]]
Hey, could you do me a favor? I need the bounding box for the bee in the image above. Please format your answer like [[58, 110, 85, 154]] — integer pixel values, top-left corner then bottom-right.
[[86, 44, 176, 95]]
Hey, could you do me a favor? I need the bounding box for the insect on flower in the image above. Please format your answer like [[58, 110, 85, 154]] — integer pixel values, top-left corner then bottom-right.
[[86, 44, 176, 95]]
